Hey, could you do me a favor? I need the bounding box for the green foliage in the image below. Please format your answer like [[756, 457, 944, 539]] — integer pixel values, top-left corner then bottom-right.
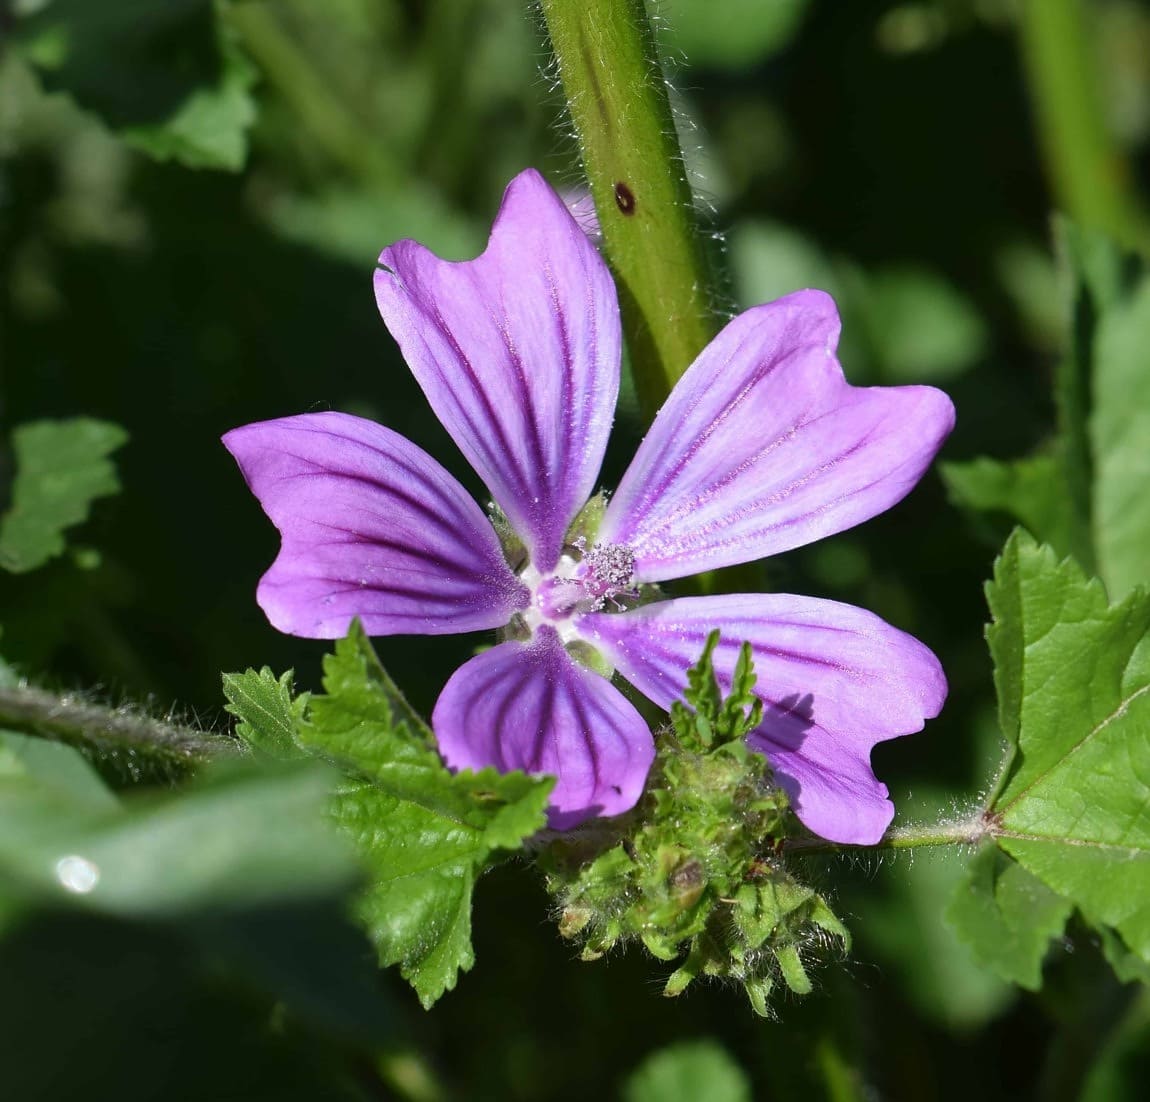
[[860, 844, 1013, 1029], [624, 1039, 751, 1102], [947, 844, 1072, 990], [1091, 276, 1150, 599], [12, 0, 255, 171], [222, 667, 307, 759], [225, 622, 553, 1008], [730, 222, 986, 385], [0, 752, 352, 917], [545, 633, 848, 1016], [944, 221, 1150, 594], [659, 0, 810, 70], [0, 730, 396, 1089], [122, 30, 257, 171], [949, 531, 1150, 980], [0, 418, 127, 574]]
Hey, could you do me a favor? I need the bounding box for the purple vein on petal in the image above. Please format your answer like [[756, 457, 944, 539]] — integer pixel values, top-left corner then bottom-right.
[[432, 627, 654, 829], [222, 411, 528, 639], [579, 593, 947, 844], [373, 169, 621, 572], [598, 290, 956, 583]]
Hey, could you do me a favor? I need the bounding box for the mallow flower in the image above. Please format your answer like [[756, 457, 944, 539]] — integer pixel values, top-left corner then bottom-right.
[[223, 169, 953, 845]]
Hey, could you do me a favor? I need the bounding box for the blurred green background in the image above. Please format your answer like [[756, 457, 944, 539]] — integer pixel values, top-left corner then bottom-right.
[[2, 0, 1149, 1098]]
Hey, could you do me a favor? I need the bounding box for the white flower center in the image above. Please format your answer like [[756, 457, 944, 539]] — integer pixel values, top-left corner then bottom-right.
[[520, 540, 637, 643]]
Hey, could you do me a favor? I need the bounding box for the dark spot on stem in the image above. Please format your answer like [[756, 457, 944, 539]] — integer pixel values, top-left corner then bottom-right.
[[614, 182, 636, 215]]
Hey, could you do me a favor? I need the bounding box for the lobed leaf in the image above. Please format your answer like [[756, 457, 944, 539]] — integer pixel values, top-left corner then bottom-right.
[[958, 531, 1150, 976], [0, 419, 127, 573], [301, 623, 553, 1007], [222, 667, 307, 759], [947, 844, 1072, 990]]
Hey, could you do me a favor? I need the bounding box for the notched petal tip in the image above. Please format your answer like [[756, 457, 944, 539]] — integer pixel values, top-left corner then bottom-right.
[[600, 291, 956, 582], [582, 592, 947, 845], [373, 168, 621, 573], [432, 629, 654, 828], [222, 411, 525, 640]]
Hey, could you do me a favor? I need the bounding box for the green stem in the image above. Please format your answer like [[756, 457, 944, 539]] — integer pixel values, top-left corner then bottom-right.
[[227, 2, 399, 185], [539, 0, 717, 417], [1018, 0, 1148, 248], [785, 816, 990, 856], [0, 683, 236, 768]]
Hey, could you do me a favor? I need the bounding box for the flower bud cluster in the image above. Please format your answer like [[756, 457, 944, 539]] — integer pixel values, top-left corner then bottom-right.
[[541, 634, 850, 1015]]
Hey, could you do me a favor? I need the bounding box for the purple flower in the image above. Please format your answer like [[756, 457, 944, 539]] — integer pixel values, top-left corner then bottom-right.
[[223, 169, 954, 844]]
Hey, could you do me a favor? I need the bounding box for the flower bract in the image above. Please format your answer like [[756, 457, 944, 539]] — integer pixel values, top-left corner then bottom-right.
[[223, 169, 954, 844]]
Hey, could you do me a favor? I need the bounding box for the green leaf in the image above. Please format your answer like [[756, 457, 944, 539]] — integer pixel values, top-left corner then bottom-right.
[[979, 531, 1150, 968], [858, 267, 987, 383], [0, 758, 353, 916], [941, 451, 1076, 561], [13, 0, 255, 172], [946, 221, 1150, 588], [0, 418, 127, 573], [659, 0, 810, 69], [0, 729, 118, 812], [223, 667, 307, 759], [303, 623, 552, 1007], [946, 843, 1072, 990], [861, 844, 1013, 1029], [623, 1039, 751, 1102], [1091, 277, 1150, 598], [122, 32, 257, 171]]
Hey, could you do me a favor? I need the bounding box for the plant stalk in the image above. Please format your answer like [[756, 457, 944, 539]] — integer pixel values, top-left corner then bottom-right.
[[0, 683, 236, 767], [539, 0, 718, 416], [1018, 0, 1149, 248]]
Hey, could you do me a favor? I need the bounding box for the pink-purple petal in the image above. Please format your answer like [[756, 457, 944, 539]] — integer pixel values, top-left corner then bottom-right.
[[579, 594, 947, 844], [432, 626, 654, 829], [373, 169, 620, 573], [597, 290, 956, 583], [222, 412, 527, 638]]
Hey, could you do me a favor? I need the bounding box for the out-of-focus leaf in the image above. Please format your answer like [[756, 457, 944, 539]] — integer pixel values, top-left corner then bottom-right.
[[947, 844, 1072, 990], [14, 0, 219, 127], [975, 532, 1150, 968], [731, 224, 983, 384], [122, 34, 257, 171], [268, 186, 483, 267], [863, 844, 1013, 1028], [299, 623, 553, 1008], [0, 729, 118, 811], [1091, 278, 1150, 598], [1079, 990, 1150, 1102], [659, 0, 810, 69], [13, 0, 255, 171], [0, 418, 127, 574], [223, 667, 307, 759], [948, 222, 1150, 587], [858, 268, 987, 382], [941, 451, 1075, 560], [0, 759, 353, 916], [624, 1039, 751, 1102]]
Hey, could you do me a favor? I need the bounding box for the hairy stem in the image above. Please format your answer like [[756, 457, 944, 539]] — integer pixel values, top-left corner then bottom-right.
[[785, 816, 990, 856], [0, 683, 237, 766], [1018, 0, 1149, 247], [539, 0, 717, 416]]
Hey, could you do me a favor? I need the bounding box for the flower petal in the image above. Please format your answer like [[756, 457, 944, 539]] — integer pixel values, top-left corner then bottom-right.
[[223, 412, 527, 638], [374, 169, 620, 572], [432, 626, 654, 829], [580, 594, 947, 843], [597, 290, 956, 582]]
